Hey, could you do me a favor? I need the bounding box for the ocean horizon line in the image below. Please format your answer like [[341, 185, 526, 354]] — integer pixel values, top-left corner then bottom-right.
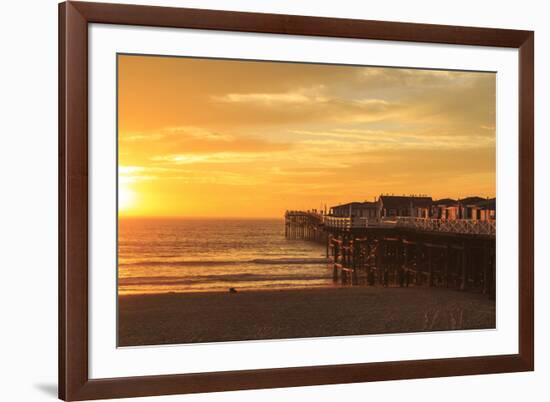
[[118, 215, 285, 220]]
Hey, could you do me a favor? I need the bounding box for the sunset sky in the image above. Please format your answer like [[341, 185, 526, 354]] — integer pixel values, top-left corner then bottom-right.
[[118, 54, 496, 218]]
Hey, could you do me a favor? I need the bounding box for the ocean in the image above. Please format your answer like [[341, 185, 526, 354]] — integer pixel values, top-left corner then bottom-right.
[[118, 217, 332, 294]]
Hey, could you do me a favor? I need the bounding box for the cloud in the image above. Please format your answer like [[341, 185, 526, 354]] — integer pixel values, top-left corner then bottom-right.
[[151, 152, 270, 165], [119, 166, 146, 174], [163, 126, 234, 142], [119, 164, 265, 186], [118, 166, 155, 185], [119, 126, 292, 166], [121, 133, 165, 142], [213, 92, 326, 105], [120, 126, 233, 143], [291, 129, 382, 141], [359, 67, 490, 89], [211, 84, 401, 125], [292, 128, 495, 151]]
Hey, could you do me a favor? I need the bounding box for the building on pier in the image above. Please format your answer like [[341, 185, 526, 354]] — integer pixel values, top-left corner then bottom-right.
[[475, 198, 496, 221], [458, 197, 496, 221], [329, 201, 378, 218], [432, 198, 459, 220], [378, 195, 432, 218], [432, 197, 496, 221]]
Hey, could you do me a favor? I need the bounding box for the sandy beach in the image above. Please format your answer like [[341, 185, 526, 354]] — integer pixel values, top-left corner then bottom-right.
[[118, 287, 495, 346]]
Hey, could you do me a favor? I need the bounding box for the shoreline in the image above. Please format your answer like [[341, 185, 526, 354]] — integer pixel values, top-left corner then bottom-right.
[[119, 286, 496, 347], [118, 282, 480, 297], [119, 284, 343, 296]]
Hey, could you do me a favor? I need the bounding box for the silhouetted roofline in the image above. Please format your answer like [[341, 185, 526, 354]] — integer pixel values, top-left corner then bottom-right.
[[330, 201, 377, 209], [458, 196, 486, 205], [379, 195, 432, 209], [433, 198, 458, 205]]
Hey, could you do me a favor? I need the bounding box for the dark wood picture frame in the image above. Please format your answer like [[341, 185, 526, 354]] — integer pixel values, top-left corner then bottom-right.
[[59, 1, 534, 400]]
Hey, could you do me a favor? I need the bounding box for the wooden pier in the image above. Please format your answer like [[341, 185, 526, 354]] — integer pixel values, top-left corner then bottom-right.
[[284, 210, 328, 244], [285, 211, 496, 297]]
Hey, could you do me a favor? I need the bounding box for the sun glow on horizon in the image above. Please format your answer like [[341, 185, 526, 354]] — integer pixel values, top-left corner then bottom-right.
[[118, 184, 137, 214]]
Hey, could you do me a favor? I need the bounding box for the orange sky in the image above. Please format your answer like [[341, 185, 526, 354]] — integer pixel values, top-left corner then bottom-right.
[[118, 54, 496, 218]]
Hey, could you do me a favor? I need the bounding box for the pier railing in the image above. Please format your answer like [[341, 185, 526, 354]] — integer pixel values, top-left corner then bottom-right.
[[323, 216, 396, 229], [322, 215, 495, 236], [395, 217, 496, 236], [285, 210, 324, 222]]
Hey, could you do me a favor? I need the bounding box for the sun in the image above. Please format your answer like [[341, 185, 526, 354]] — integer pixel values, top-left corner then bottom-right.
[[119, 185, 136, 213]]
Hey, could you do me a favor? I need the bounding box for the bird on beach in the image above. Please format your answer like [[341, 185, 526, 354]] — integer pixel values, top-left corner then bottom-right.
[[229, 287, 238, 293]]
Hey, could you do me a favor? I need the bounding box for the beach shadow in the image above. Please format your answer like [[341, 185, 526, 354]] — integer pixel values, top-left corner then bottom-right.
[[34, 383, 57, 398]]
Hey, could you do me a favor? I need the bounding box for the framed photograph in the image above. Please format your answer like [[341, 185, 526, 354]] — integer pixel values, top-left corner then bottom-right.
[[59, 1, 534, 400]]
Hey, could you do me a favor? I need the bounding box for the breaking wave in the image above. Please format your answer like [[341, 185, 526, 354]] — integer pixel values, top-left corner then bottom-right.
[[120, 257, 328, 267]]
